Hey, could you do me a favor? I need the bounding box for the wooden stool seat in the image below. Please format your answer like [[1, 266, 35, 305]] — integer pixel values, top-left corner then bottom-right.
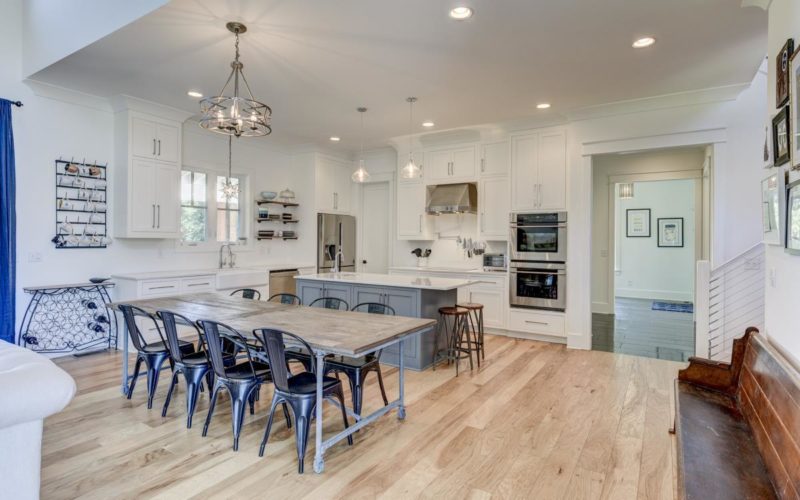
[[438, 306, 469, 316], [456, 302, 483, 310]]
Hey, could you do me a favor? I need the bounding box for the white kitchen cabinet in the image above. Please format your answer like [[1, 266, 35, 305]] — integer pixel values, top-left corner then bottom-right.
[[479, 176, 510, 240], [424, 146, 476, 183], [131, 116, 180, 163], [115, 108, 184, 239], [465, 286, 505, 329], [397, 182, 432, 240], [315, 157, 352, 213], [480, 140, 510, 177], [507, 308, 565, 338], [511, 129, 566, 211]]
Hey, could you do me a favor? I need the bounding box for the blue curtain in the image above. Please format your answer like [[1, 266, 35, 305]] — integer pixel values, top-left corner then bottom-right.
[[0, 99, 16, 343]]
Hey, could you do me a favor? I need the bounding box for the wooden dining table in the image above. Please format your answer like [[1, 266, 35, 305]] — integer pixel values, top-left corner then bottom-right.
[[108, 292, 436, 473]]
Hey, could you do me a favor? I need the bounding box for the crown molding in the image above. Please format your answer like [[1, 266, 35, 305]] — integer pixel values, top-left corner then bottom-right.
[[24, 79, 113, 113], [565, 83, 750, 122], [109, 94, 193, 122]]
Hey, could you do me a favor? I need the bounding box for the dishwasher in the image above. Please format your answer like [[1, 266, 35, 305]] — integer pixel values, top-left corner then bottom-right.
[[269, 269, 299, 298]]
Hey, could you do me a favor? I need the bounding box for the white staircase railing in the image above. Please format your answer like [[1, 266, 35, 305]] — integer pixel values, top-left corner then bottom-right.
[[695, 244, 766, 361]]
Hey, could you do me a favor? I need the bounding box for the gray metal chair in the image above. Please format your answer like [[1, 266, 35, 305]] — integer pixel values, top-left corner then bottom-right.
[[230, 288, 262, 300], [268, 293, 301, 305], [308, 296, 348, 310]]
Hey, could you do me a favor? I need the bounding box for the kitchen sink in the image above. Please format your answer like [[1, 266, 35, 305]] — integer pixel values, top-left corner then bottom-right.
[[215, 267, 268, 290]]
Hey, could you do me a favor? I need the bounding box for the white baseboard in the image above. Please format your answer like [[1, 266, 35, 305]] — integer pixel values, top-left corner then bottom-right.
[[615, 288, 693, 302]]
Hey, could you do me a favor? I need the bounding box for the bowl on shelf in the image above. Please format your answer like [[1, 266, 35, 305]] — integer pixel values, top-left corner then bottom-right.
[[260, 191, 277, 200]]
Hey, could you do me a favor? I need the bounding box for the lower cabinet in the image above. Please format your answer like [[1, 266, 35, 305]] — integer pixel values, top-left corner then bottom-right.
[[462, 286, 505, 329], [298, 282, 351, 307]]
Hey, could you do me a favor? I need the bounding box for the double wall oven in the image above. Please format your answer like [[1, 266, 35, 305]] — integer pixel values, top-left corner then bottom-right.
[[509, 212, 567, 311]]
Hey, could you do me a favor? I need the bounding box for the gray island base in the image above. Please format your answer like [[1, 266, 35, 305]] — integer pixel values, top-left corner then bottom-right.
[[295, 272, 475, 370]]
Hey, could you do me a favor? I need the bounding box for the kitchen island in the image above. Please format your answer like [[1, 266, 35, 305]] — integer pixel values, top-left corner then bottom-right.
[[295, 272, 475, 370]]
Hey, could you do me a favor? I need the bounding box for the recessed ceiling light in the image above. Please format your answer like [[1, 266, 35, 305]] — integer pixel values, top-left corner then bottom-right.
[[536, 103, 551, 109], [632, 37, 656, 49], [422, 121, 435, 128], [449, 6, 473, 20], [329, 136, 341, 142], [187, 90, 203, 98]]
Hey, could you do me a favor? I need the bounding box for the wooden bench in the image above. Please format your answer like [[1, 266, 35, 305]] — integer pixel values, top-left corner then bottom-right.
[[673, 327, 800, 500]]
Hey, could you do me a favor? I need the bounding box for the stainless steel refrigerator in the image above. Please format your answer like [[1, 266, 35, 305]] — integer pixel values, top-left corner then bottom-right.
[[317, 213, 356, 273]]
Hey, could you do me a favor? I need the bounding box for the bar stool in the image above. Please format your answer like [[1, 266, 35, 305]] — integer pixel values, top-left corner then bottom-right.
[[433, 306, 474, 376], [456, 302, 485, 366]]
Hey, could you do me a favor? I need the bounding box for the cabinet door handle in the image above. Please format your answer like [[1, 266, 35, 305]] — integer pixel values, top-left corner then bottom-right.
[[152, 139, 156, 156], [157, 205, 161, 228], [418, 214, 422, 233], [152, 204, 156, 228], [157, 140, 161, 156], [525, 320, 549, 326], [481, 158, 485, 173], [538, 183, 543, 207]]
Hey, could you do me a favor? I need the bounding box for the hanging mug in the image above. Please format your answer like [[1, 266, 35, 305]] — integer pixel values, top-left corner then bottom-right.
[[88, 166, 101, 177], [65, 163, 79, 174]]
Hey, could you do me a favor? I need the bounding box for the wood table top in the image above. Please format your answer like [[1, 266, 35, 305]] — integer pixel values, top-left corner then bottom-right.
[[108, 293, 435, 357]]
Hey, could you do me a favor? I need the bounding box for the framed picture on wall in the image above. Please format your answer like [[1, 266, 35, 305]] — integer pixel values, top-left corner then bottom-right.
[[626, 209, 651, 237], [777, 39, 794, 108], [786, 179, 800, 254], [790, 48, 800, 169], [657, 218, 684, 248], [773, 106, 791, 166], [762, 173, 782, 245]]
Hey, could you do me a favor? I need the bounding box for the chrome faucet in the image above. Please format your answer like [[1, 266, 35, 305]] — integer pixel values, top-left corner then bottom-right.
[[332, 247, 343, 273], [219, 243, 235, 269]]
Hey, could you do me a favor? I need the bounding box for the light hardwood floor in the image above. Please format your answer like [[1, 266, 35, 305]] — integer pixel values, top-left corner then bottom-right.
[[43, 335, 683, 499]]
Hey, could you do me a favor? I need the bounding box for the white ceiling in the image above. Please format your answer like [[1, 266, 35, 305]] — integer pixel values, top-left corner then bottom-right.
[[29, 0, 767, 150]]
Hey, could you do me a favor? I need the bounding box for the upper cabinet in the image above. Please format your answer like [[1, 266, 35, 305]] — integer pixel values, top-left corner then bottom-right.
[[480, 176, 510, 240], [315, 156, 353, 214], [114, 110, 184, 238], [131, 117, 180, 163], [480, 140, 510, 177], [397, 182, 432, 240], [424, 146, 476, 184], [511, 129, 567, 212]]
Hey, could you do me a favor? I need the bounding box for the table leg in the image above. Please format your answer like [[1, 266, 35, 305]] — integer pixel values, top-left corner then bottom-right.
[[398, 339, 406, 420], [120, 315, 129, 395], [313, 351, 325, 474]]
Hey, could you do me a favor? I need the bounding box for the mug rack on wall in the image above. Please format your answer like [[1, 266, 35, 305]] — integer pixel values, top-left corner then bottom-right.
[[53, 158, 110, 249]]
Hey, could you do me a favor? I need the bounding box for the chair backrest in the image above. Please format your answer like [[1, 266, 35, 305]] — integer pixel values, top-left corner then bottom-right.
[[230, 288, 262, 300], [254, 328, 315, 393], [351, 302, 396, 316], [157, 310, 204, 363], [118, 304, 164, 352], [197, 319, 258, 379], [268, 293, 302, 305], [309, 296, 349, 311]]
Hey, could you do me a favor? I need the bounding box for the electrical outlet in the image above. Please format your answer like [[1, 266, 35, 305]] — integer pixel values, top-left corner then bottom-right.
[[627, 280, 633, 286], [600, 249, 608, 258], [28, 252, 42, 263]]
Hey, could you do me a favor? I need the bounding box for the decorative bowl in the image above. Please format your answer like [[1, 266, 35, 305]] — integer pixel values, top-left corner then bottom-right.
[[260, 191, 277, 200], [89, 277, 110, 284], [279, 188, 296, 201]]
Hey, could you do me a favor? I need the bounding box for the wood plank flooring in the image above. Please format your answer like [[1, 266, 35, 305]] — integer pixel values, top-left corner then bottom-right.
[[592, 298, 695, 362], [43, 335, 683, 499]]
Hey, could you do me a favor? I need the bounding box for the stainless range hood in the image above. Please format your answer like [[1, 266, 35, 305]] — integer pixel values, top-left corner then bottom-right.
[[425, 183, 478, 215]]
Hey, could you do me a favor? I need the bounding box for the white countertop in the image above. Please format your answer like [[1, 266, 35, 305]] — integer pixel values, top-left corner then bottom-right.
[[296, 272, 476, 290], [389, 266, 508, 277], [112, 263, 314, 281]]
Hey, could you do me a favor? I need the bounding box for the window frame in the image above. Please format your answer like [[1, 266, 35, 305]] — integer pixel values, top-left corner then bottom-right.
[[176, 163, 251, 253]]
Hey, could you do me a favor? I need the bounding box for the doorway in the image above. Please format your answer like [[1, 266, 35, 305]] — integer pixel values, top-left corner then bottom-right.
[[590, 148, 706, 361], [359, 181, 391, 273]]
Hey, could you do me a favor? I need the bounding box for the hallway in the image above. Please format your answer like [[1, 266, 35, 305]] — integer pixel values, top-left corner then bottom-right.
[[592, 297, 695, 361]]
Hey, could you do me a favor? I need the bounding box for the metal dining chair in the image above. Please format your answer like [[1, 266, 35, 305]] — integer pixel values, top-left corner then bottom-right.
[[308, 296, 349, 311], [196, 319, 290, 451], [254, 328, 352, 473], [157, 310, 235, 428], [119, 304, 196, 409], [324, 302, 393, 415], [267, 293, 302, 305], [230, 288, 262, 300]]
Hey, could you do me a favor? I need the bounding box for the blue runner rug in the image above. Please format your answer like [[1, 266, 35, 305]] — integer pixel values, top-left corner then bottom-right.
[[652, 301, 694, 314]]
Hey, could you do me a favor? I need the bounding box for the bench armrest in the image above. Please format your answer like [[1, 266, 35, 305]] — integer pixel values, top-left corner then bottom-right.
[[677, 327, 757, 396]]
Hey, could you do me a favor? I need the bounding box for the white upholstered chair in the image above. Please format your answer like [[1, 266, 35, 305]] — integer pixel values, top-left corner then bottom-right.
[[0, 340, 76, 500]]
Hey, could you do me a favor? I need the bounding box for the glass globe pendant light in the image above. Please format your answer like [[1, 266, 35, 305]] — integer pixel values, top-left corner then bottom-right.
[[222, 136, 239, 200], [400, 97, 421, 179], [199, 22, 272, 138], [351, 107, 371, 183]]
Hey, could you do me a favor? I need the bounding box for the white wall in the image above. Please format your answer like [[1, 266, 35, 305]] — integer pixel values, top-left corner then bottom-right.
[[1, 2, 317, 336], [614, 179, 697, 302], [591, 149, 704, 312], [764, 0, 800, 365]]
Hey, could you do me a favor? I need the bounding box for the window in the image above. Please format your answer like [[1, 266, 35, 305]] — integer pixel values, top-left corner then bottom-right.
[[216, 175, 243, 243], [180, 170, 207, 243]]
